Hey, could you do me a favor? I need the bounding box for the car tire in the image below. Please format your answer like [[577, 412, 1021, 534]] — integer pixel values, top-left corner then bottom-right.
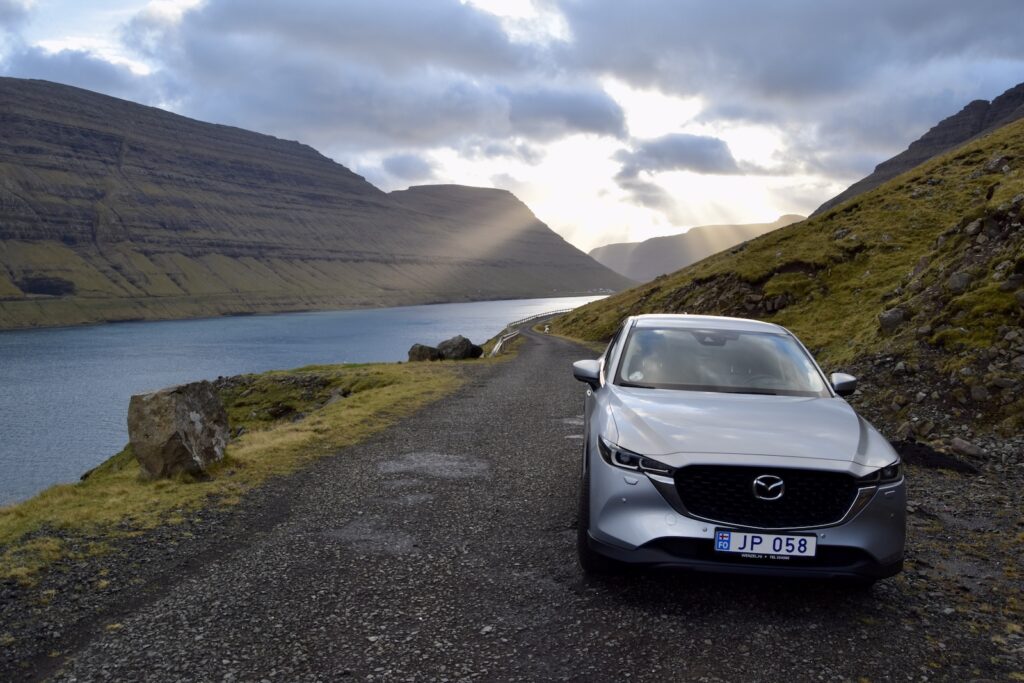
[[577, 467, 622, 575]]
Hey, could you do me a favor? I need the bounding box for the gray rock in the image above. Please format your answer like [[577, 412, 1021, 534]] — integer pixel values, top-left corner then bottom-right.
[[1011, 355, 1024, 372], [878, 308, 906, 332], [1016, 290, 1024, 309], [983, 155, 1011, 173], [950, 437, 986, 459], [969, 384, 989, 402], [894, 422, 913, 441], [127, 381, 229, 479], [408, 344, 442, 362], [999, 273, 1024, 292], [437, 335, 483, 360], [946, 272, 971, 295], [963, 219, 982, 236]]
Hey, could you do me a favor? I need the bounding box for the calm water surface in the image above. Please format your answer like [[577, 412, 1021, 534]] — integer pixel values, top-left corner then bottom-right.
[[0, 296, 602, 504]]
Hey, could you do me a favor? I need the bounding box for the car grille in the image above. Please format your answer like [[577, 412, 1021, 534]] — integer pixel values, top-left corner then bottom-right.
[[673, 465, 859, 529]]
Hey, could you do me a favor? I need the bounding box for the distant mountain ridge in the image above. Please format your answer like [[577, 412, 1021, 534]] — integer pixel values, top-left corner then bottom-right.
[[589, 215, 804, 282], [814, 81, 1024, 215], [0, 78, 631, 329]]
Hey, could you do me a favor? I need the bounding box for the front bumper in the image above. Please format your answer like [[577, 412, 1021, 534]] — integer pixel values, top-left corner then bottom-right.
[[588, 453, 906, 579]]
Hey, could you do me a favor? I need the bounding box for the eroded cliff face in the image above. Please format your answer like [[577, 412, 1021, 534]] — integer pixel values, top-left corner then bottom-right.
[[813, 82, 1024, 216], [0, 78, 630, 328]]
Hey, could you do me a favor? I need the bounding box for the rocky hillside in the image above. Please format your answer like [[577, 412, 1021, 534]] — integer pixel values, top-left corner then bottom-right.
[[589, 215, 803, 282], [555, 117, 1024, 438], [814, 82, 1024, 216], [0, 78, 630, 329]]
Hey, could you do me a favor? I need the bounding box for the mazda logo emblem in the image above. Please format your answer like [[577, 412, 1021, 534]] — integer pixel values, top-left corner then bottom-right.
[[752, 474, 785, 501]]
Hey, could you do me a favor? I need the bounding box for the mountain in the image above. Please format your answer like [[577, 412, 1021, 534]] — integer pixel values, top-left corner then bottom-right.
[[0, 78, 630, 330], [588, 215, 804, 282], [813, 82, 1024, 216], [555, 116, 1024, 435]]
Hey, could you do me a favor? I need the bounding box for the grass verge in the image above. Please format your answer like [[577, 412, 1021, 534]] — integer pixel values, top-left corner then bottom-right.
[[0, 361, 465, 584]]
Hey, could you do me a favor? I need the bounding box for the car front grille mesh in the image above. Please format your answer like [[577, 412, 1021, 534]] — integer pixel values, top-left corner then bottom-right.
[[674, 465, 859, 529]]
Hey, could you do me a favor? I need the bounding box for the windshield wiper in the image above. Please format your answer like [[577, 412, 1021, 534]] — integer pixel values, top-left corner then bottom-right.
[[717, 388, 778, 395], [619, 381, 658, 389]]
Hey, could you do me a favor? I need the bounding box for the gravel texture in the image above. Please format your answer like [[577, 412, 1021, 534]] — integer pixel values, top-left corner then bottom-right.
[[3, 329, 1022, 681]]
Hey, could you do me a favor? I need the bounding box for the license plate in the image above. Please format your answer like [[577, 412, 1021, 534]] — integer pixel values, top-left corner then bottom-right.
[[714, 529, 817, 558]]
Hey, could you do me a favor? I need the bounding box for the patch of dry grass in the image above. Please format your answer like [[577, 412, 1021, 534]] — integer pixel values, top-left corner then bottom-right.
[[0, 361, 464, 583]]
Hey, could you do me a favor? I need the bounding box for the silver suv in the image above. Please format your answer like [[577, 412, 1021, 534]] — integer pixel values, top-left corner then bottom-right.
[[572, 314, 905, 583]]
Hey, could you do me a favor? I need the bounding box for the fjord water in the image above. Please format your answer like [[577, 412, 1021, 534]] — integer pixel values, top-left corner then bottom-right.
[[0, 296, 602, 505]]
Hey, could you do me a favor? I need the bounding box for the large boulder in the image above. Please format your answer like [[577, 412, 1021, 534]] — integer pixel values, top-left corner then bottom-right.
[[408, 343, 442, 362], [127, 380, 229, 479], [437, 335, 483, 360]]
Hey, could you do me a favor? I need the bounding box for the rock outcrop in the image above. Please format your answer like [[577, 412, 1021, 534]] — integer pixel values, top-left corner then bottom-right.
[[0, 78, 631, 330], [127, 381, 229, 479], [589, 215, 803, 282], [437, 335, 483, 360], [408, 335, 483, 361], [814, 81, 1024, 215], [408, 344, 442, 362]]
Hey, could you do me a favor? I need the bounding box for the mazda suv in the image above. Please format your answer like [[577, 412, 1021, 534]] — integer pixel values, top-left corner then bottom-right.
[[571, 314, 905, 582]]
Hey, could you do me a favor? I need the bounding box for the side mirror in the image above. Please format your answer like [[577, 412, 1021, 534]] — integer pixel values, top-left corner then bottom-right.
[[830, 372, 858, 397], [573, 359, 601, 390]]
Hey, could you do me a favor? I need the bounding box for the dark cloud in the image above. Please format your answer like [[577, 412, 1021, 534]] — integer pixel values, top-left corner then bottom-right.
[[555, 0, 1024, 100], [555, 0, 1024, 180], [185, 0, 529, 75], [611, 134, 744, 221], [117, 0, 624, 154], [382, 153, 436, 181], [505, 85, 625, 139], [0, 0, 27, 29], [616, 134, 740, 177], [462, 139, 545, 165], [0, 46, 161, 104]]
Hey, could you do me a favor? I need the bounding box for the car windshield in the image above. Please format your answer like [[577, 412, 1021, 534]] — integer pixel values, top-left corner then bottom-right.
[[614, 326, 830, 397]]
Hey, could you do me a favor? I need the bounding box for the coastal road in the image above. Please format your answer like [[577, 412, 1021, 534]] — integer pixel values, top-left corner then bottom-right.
[[50, 329, 1012, 682]]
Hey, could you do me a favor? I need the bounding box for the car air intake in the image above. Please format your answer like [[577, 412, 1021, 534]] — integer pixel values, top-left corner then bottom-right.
[[674, 465, 860, 529]]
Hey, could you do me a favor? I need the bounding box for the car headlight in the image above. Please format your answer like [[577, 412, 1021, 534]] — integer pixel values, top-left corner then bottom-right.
[[857, 458, 903, 485], [598, 436, 674, 475]]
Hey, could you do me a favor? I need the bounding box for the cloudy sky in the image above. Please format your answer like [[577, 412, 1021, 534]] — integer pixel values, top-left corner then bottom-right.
[[1, 0, 1023, 250]]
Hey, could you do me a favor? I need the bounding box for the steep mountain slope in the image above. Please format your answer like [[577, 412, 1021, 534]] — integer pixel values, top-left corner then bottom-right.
[[813, 82, 1024, 216], [589, 214, 803, 281], [0, 78, 630, 329], [555, 118, 1024, 434]]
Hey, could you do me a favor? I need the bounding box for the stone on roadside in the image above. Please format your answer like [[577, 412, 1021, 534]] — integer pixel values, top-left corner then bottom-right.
[[127, 380, 229, 479], [408, 343, 442, 362], [437, 335, 483, 360], [950, 437, 985, 459]]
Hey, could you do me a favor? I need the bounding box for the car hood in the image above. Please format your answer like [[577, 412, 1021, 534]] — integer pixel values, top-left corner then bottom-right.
[[608, 386, 894, 469]]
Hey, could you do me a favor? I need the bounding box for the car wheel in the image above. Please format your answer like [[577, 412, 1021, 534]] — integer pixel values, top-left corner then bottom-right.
[[577, 466, 621, 575]]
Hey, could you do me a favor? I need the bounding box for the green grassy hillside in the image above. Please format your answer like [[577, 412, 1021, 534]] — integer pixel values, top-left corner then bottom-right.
[[555, 118, 1024, 434], [0, 78, 629, 329]]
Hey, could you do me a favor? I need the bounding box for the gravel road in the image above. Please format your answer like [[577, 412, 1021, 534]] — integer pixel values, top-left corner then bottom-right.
[[30, 330, 1022, 680]]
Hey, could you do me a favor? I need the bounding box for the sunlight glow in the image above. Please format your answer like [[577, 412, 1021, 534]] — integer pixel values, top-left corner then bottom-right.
[[603, 79, 704, 139]]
